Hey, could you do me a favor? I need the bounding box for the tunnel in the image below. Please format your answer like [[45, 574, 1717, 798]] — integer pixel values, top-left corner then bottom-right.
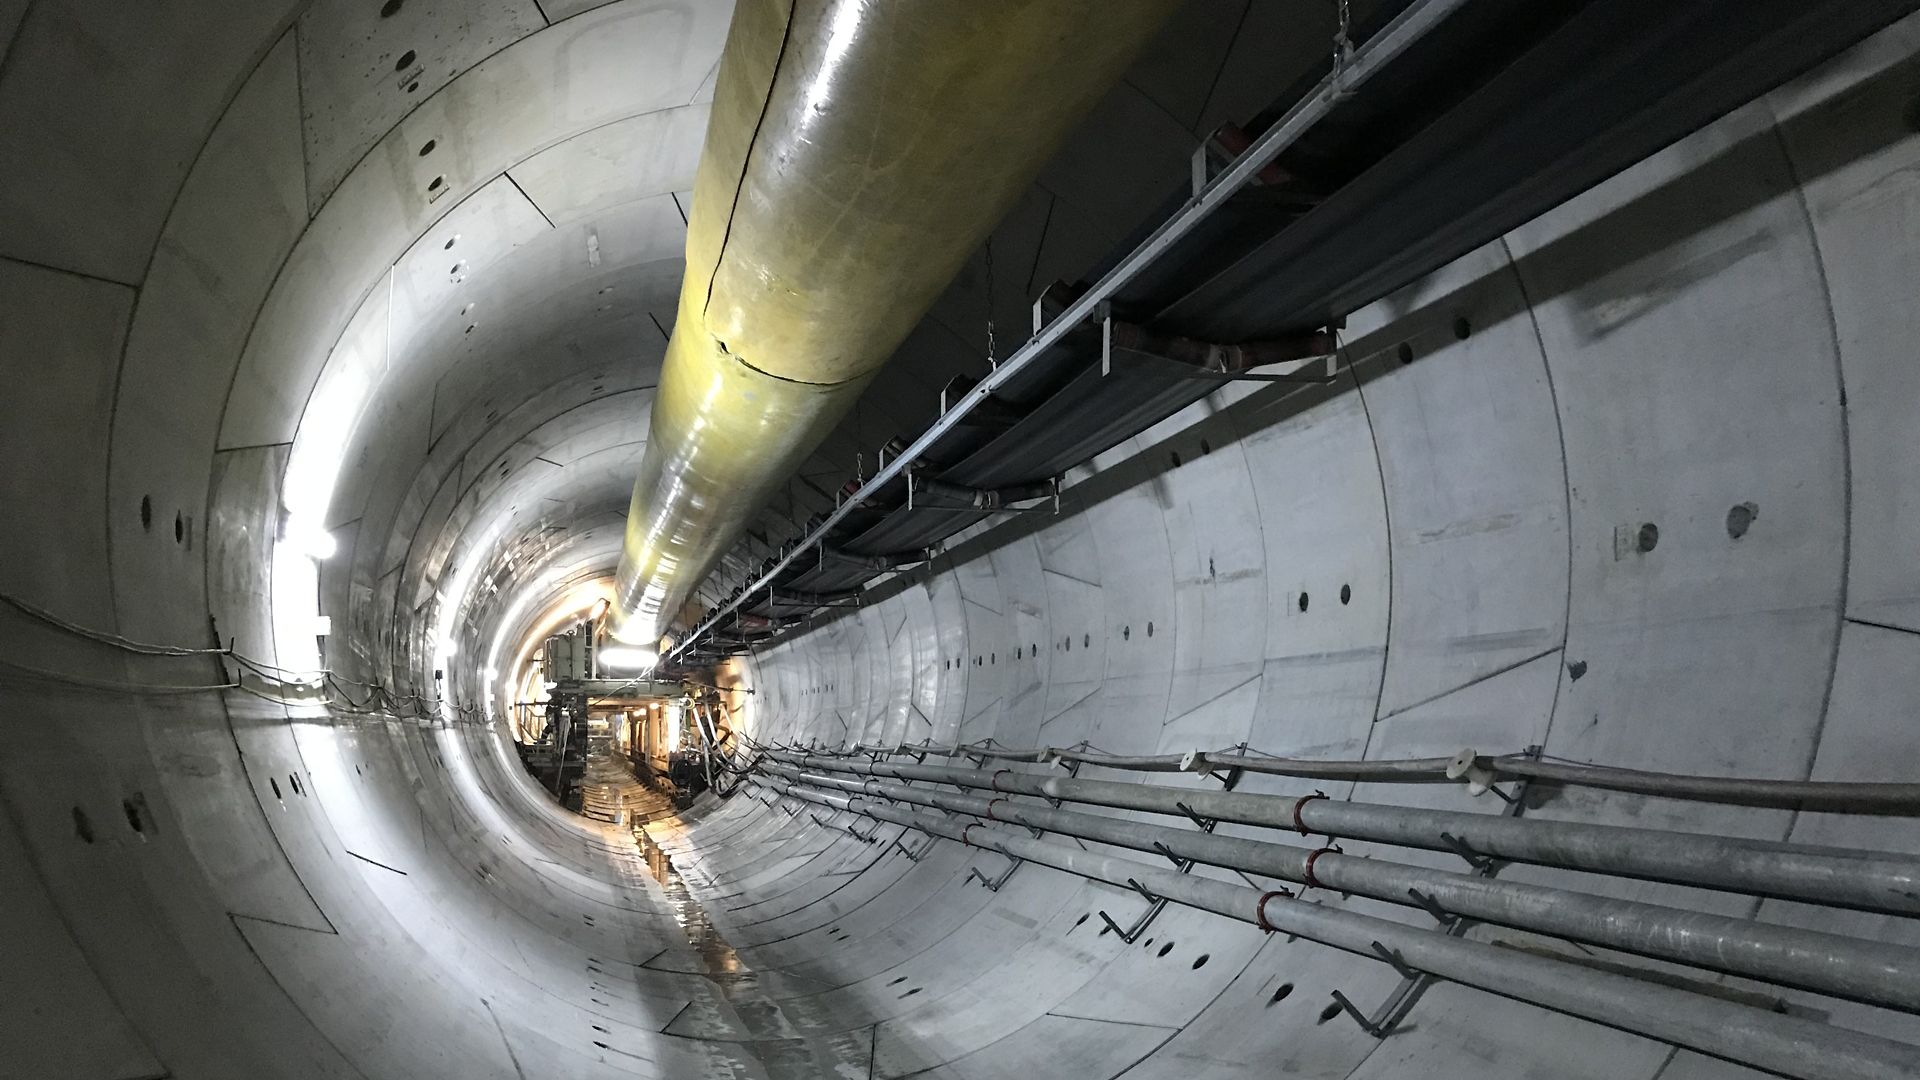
[[4, 1, 1920, 1078]]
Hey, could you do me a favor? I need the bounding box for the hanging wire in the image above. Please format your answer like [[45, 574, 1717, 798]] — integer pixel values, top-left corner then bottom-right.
[[1328, 0, 1357, 101], [0, 591, 230, 656], [983, 239, 999, 369], [0, 586, 484, 721], [0, 655, 240, 695]]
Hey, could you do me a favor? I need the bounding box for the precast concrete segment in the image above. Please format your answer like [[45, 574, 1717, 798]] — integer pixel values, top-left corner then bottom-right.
[[756, 778, 1920, 1080], [606, 0, 1184, 645], [762, 761, 1920, 1013], [773, 753, 1920, 916]]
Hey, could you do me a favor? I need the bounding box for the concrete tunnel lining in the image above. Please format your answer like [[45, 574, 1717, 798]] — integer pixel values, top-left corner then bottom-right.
[[1, 1, 1918, 1079]]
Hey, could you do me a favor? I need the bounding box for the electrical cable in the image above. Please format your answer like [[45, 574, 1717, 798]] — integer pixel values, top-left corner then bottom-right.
[[0, 655, 239, 695], [0, 590, 230, 656]]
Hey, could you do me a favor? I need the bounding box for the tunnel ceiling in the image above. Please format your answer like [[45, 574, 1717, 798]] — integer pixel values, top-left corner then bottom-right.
[[0, 0, 1335, 693]]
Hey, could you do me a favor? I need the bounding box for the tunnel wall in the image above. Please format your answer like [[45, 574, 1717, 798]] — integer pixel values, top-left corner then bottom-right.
[[705, 19, 1920, 1078], [0, 2, 1353, 1078]]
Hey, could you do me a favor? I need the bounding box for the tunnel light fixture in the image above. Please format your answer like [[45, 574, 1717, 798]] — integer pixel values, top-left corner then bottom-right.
[[283, 516, 338, 560], [599, 646, 658, 670]]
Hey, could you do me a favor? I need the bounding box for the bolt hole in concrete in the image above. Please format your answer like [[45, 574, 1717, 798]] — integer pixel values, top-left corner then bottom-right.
[[444, 234, 457, 250], [1075, 913, 1089, 927], [1170, 451, 1182, 469], [900, 987, 922, 998], [269, 777, 281, 801], [1453, 315, 1472, 339], [1298, 591, 1309, 613], [395, 49, 416, 72], [1200, 438, 1212, 454], [418, 138, 436, 156], [1270, 983, 1294, 1005], [1123, 626, 1130, 640], [72, 807, 93, 843], [889, 976, 907, 985], [1727, 501, 1759, 539], [1340, 583, 1351, 604], [1320, 1001, 1343, 1023], [406, 80, 419, 93], [1397, 341, 1414, 365], [1158, 942, 1174, 957], [1147, 621, 1153, 636], [1083, 632, 1091, 648], [379, 0, 402, 16], [428, 176, 444, 192], [1637, 522, 1660, 553], [122, 798, 144, 834], [1192, 954, 1209, 969], [173, 511, 184, 543], [139, 495, 151, 531]]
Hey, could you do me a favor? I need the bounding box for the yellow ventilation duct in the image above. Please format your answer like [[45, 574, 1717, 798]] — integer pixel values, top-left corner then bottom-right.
[[608, 0, 1181, 646]]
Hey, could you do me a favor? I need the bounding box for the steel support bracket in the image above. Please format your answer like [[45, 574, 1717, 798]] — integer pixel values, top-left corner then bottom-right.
[[891, 833, 938, 862], [1098, 897, 1169, 945], [1438, 831, 1495, 873], [967, 855, 1022, 892], [1150, 841, 1186, 867], [1099, 301, 1115, 377], [1095, 876, 1175, 944], [1370, 940, 1418, 980], [1174, 801, 1219, 833], [1406, 887, 1454, 926], [1329, 990, 1389, 1038]]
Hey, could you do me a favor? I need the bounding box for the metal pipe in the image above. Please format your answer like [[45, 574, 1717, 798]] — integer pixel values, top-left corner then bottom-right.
[[1483, 755, 1920, 813], [909, 475, 1053, 512], [608, 0, 1185, 646], [848, 740, 1920, 812], [753, 778, 1920, 1080], [772, 752, 1920, 916], [695, 704, 715, 790], [765, 762, 1920, 1012], [664, 0, 1473, 662]]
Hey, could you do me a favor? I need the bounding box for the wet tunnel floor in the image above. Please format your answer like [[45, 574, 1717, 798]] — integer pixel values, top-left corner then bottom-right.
[[591, 751, 874, 1078]]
